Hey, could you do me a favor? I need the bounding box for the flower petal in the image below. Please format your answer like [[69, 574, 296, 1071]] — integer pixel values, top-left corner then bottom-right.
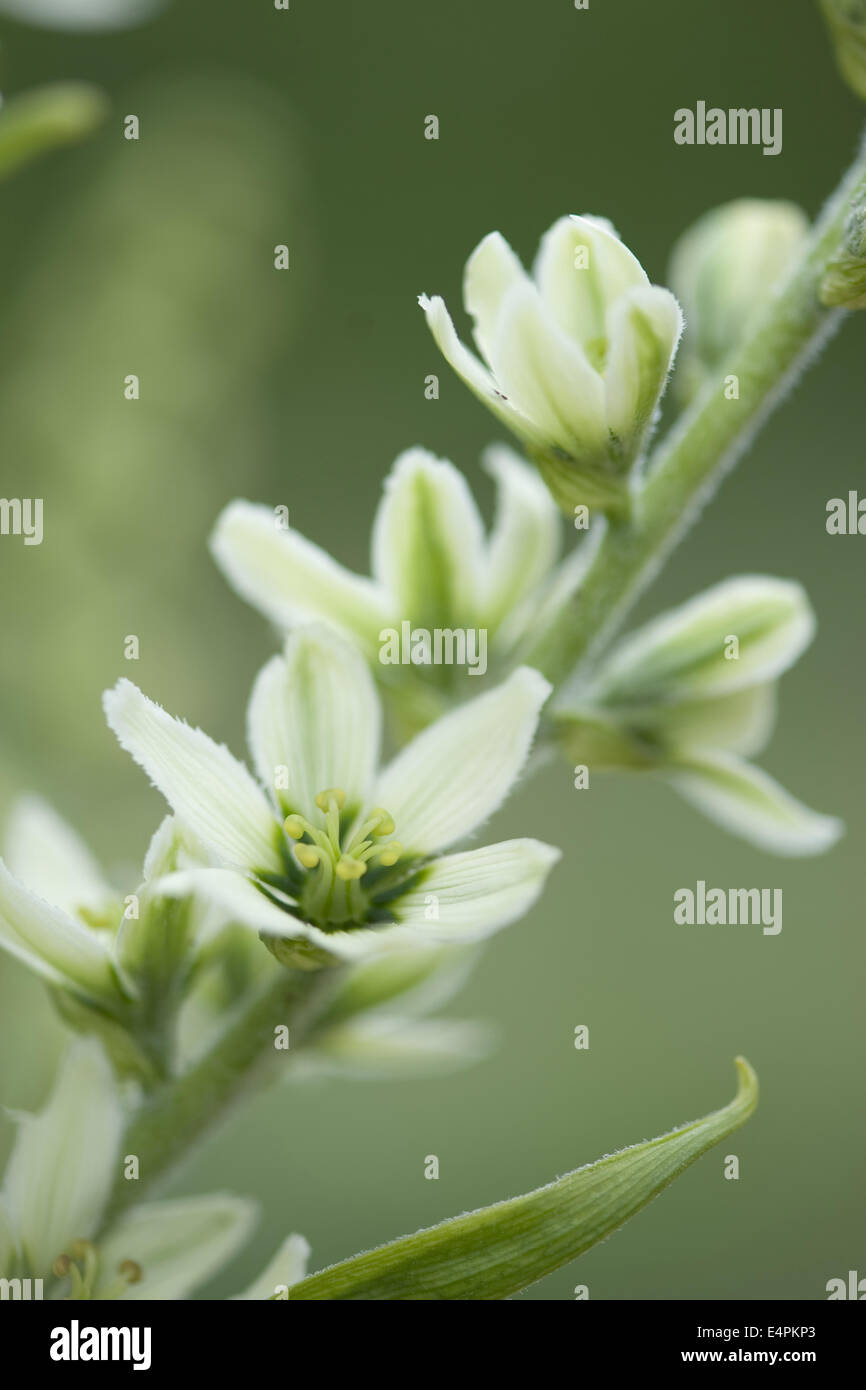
[[247, 627, 380, 821], [650, 684, 778, 758], [604, 284, 683, 450], [374, 667, 551, 853], [233, 1233, 310, 1300], [210, 501, 392, 658], [301, 1016, 494, 1081], [371, 448, 484, 627], [156, 868, 382, 962], [4, 796, 114, 919], [463, 230, 527, 361], [592, 577, 816, 704], [103, 679, 282, 875], [3, 1041, 123, 1275], [664, 753, 844, 857], [488, 281, 607, 458], [419, 292, 549, 449], [533, 214, 648, 351], [0, 859, 116, 997], [99, 1195, 256, 1300], [481, 444, 562, 629], [391, 839, 560, 942]]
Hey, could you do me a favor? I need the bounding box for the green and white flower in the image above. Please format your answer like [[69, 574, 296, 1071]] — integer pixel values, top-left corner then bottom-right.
[[0, 1040, 255, 1299], [554, 576, 843, 856], [420, 215, 683, 516], [103, 626, 559, 966], [0, 802, 221, 1078], [212, 445, 597, 726], [0, 796, 131, 1004]]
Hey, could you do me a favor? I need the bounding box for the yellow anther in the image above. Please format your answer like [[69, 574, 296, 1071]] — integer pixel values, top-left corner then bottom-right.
[[315, 787, 346, 811], [295, 844, 321, 869], [377, 841, 402, 867], [67, 1239, 95, 1262], [368, 807, 395, 836], [335, 856, 367, 881], [284, 814, 305, 840], [119, 1260, 142, 1285], [52, 1254, 72, 1278]]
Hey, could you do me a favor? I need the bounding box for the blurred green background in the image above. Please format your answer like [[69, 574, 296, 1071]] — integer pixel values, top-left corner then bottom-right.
[[0, 0, 863, 1299]]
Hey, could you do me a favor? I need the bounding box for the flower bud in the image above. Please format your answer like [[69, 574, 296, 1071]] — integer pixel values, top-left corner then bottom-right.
[[668, 199, 809, 400], [420, 215, 682, 517]]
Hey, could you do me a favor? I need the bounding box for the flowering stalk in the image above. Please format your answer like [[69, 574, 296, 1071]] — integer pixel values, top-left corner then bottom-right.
[[533, 133, 866, 686]]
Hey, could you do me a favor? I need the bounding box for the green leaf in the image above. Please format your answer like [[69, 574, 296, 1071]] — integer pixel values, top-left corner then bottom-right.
[[288, 1057, 758, 1300], [0, 83, 107, 183]]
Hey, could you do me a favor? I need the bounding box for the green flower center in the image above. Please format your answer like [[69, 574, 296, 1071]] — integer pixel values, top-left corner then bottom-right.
[[282, 787, 403, 927]]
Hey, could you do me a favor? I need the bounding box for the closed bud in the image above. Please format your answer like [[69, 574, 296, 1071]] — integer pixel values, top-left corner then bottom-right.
[[669, 199, 810, 400]]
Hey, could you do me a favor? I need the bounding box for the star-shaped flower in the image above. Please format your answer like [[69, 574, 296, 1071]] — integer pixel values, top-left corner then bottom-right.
[[103, 626, 559, 964]]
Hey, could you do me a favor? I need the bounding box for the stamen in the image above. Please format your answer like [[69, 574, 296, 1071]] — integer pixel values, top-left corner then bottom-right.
[[377, 841, 402, 867], [119, 1260, 142, 1285], [295, 844, 321, 869], [335, 856, 367, 881], [366, 807, 395, 837], [314, 787, 346, 811], [284, 814, 306, 840]]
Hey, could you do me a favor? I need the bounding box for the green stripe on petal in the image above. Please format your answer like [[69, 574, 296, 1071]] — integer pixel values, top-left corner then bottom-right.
[[288, 1058, 758, 1300], [391, 840, 560, 944], [592, 576, 816, 704], [481, 445, 562, 630], [211, 501, 392, 658], [371, 449, 484, 629], [664, 753, 844, 857], [374, 666, 551, 854], [0, 860, 116, 997], [249, 627, 380, 822], [418, 294, 549, 450], [489, 281, 607, 459], [103, 679, 282, 875], [463, 230, 527, 362], [5, 796, 114, 920], [98, 1194, 256, 1300], [3, 1041, 123, 1276], [604, 284, 683, 453]]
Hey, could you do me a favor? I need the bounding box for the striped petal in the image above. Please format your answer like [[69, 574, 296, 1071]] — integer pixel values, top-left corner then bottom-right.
[[103, 679, 282, 875]]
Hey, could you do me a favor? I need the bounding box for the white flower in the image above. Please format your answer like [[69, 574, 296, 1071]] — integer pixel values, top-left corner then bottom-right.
[[103, 626, 560, 964], [0, 800, 206, 1009], [420, 215, 683, 513], [555, 576, 843, 856], [0, 1041, 255, 1299], [211, 445, 599, 714]]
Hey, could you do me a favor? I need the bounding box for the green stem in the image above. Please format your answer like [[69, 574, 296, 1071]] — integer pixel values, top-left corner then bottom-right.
[[539, 132, 866, 687], [101, 965, 343, 1227]]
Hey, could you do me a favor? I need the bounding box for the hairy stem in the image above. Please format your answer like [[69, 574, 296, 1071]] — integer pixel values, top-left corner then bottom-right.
[[101, 964, 343, 1227], [539, 132, 866, 687]]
